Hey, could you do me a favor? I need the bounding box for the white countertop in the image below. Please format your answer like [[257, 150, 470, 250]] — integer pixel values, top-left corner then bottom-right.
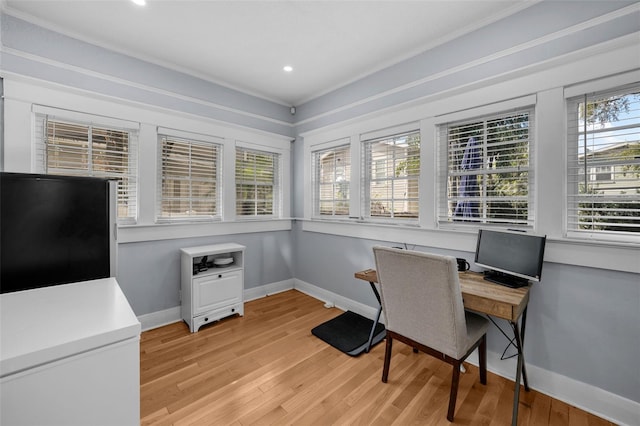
[[1, 277, 140, 377]]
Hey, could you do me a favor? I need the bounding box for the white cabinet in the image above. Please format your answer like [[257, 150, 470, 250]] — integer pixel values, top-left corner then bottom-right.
[[0, 278, 141, 426], [181, 243, 245, 332]]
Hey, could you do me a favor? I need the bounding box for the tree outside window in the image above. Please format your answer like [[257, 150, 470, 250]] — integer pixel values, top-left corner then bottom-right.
[[570, 88, 640, 234], [445, 110, 533, 226]]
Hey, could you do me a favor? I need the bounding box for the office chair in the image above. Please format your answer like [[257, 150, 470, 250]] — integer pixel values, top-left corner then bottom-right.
[[373, 246, 489, 422]]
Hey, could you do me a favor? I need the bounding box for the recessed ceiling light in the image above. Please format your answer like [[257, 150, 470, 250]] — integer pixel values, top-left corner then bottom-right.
[[283, 65, 293, 73], [131, 0, 146, 6]]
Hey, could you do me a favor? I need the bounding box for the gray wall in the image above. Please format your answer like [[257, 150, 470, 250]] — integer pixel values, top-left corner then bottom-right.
[[117, 231, 294, 316]]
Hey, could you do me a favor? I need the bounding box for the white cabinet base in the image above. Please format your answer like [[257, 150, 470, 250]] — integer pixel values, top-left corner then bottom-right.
[[1, 338, 139, 426], [0, 278, 141, 426], [181, 243, 245, 333]]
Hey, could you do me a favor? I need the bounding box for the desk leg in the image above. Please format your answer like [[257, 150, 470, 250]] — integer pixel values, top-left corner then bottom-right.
[[519, 307, 530, 391], [510, 317, 528, 426], [366, 303, 383, 353], [366, 281, 383, 353]]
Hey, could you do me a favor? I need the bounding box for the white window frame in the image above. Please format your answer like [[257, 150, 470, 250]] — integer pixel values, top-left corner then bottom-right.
[[156, 128, 223, 223], [311, 138, 351, 219], [33, 106, 139, 225], [361, 129, 421, 223], [565, 79, 640, 243], [235, 142, 282, 219], [435, 96, 537, 231]]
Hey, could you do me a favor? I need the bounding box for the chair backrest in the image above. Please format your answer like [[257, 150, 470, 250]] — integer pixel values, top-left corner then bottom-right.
[[373, 246, 468, 359]]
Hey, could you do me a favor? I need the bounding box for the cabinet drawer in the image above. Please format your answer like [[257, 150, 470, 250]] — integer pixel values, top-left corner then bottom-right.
[[193, 271, 242, 316], [193, 303, 242, 331]]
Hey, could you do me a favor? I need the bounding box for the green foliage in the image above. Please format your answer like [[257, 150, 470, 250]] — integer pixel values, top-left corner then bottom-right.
[[394, 133, 421, 177]]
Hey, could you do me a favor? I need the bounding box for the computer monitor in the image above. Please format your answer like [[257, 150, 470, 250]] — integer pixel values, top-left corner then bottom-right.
[[474, 229, 546, 288]]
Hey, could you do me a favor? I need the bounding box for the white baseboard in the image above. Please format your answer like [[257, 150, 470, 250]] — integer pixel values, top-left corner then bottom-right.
[[138, 281, 639, 425], [138, 306, 181, 331], [244, 278, 295, 302], [293, 278, 381, 320], [464, 351, 639, 426]]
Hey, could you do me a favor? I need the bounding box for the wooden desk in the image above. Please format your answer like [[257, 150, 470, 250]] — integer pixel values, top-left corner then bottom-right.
[[355, 269, 529, 322], [355, 269, 530, 426]]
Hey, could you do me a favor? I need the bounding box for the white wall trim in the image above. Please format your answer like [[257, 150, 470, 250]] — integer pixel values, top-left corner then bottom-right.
[[293, 278, 380, 321], [243, 279, 295, 302], [1, 45, 294, 122], [118, 219, 293, 244], [463, 350, 640, 426], [137, 306, 181, 332], [2, 74, 293, 141], [526, 364, 640, 426], [299, 219, 640, 274], [468, 352, 640, 426], [298, 35, 640, 139]]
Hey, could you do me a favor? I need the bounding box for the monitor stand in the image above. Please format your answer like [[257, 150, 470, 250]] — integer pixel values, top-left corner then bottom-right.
[[483, 271, 529, 288]]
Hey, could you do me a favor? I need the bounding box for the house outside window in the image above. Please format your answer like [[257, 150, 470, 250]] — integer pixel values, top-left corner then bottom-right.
[[363, 131, 420, 220], [312, 144, 350, 217], [35, 113, 138, 224], [438, 108, 535, 228], [236, 147, 280, 217], [157, 135, 221, 222], [567, 83, 640, 238]]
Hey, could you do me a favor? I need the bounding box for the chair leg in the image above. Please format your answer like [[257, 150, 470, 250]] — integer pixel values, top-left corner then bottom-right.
[[382, 334, 393, 383], [447, 362, 461, 422], [479, 334, 487, 385]]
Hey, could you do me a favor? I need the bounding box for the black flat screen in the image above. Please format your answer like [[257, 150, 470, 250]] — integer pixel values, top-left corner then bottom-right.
[[1, 173, 111, 293], [474, 229, 546, 282]]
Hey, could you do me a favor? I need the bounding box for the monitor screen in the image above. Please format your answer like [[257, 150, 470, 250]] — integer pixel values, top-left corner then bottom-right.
[[1, 172, 116, 294], [474, 229, 546, 286]]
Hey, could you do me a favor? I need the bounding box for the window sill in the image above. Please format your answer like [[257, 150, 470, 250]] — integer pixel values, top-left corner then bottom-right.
[[118, 219, 292, 243], [300, 219, 640, 274]]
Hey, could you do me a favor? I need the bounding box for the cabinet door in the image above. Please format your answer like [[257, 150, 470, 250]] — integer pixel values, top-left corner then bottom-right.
[[192, 271, 242, 316]]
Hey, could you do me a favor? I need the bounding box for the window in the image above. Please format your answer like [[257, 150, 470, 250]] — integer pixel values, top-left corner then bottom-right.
[[157, 135, 221, 222], [35, 113, 138, 224], [312, 144, 351, 217], [438, 108, 535, 228], [235, 147, 280, 217], [363, 131, 420, 220], [567, 83, 640, 238]]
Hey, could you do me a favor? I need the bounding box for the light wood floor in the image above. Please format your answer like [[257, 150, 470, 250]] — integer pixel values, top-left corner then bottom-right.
[[140, 290, 613, 426]]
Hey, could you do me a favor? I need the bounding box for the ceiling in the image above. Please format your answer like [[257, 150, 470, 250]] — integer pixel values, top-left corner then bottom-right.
[[3, 0, 533, 106]]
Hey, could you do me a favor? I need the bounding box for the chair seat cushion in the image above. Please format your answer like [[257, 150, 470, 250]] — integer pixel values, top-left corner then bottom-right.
[[464, 311, 489, 353]]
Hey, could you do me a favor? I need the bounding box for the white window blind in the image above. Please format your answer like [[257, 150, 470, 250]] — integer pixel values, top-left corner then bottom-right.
[[235, 147, 280, 217], [312, 144, 351, 217], [363, 130, 420, 220], [35, 113, 138, 224], [567, 83, 640, 239], [438, 108, 535, 228], [157, 135, 221, 222]]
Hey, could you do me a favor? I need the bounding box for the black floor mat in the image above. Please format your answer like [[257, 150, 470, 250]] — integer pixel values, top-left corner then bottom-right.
[[311, 310, 386, 356]]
